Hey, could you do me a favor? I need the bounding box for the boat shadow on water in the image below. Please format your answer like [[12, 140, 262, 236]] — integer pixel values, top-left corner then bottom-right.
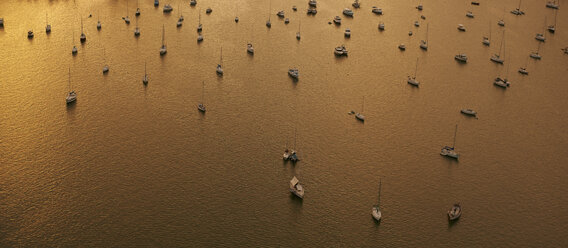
[[448, 218, 460, 228]]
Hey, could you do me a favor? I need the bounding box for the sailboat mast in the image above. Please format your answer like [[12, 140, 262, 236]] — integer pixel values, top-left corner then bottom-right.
[[68, 68, 71, 91], [46, 13, 48, 25], [489, 20, 491, 41], [145, 62, 147, 75], [201, 81, 205, 102], [81, 18, 84, 33], [162, 24, 165, 45], [294, 127, 297, 150], [220, 47, 223, 65], [414, 58, 419, 78], [362, 96, 365, 113], [426, 23, 429, 42], [378, 179, 381, 206], [453, 124, 458, 148], [268, 0, 271, 21]]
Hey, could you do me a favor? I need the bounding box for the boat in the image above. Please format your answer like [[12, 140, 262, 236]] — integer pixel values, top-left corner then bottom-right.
[[216, 47, 223, 75], [440, 124, 460, 159], [266, 0, 272, 28], [494, 77, 510, 88], [0, 18, 4, 27], [288, 68, 299, 79], [378, 22, 385, 30], [27, 30, 34, 38], [344, 28, 351, 37], [398, 44, 406, 50], [417, 4, 423, 10], [457, 24, 465, 31], [448, 203, 462, 221], [518, 67, 528, 75], [333, 16, 342, 25], [490, 30, 505, 64], [482, 21, 491, 46], [548, 9, 557, 33], [289, 176, 304, 199], [160, 24, 167, 55], [536, 17, 546, 42], [284, 18, 289, 24], [308, 0, 317, 7], [80, 19, 86, 42], [154, 0, 159, 7], [407, 58, 420, 87], [66, 68, 77, 104], [420, 24, 429, 50], [277, 10, 285, 18], [197, 12, 202, 32], [283, 129, 300, 162], [546, 1, 559, 9], [460, 109, 477, 117], [45, 13, 51, 33], [455, 53, 468, 63], [247, 43, 254, 54], [190, 0, 197, 6], [352, 0, 360, 8], [124, 1, 130, 24], [471, 1, 480, 5], [307, 8, 317, 15], [143, 62, 148, 84], [206, 8, 212, 14], [197, 34, 203, 42], [102, 48, 109, 73], [466, 11, 474, 18], [163, 4, 173, 13], [498, 19, 505, 26], [97, 12, 102, 30], [197, 81, 206, 112], [343, 8, 354, 17], [334, 45, 348, 56], [414, 21, 420, 27], [511, 0, 525, 15], [134, 17, 140, 36], [371, 179, 382, 221], [136, 0, 141, 16], [372, 6, 383, 14], [530, 42, 542, 59], [355, 96, 365, 122]]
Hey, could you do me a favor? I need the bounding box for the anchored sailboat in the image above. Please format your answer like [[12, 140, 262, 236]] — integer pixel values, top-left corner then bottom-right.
[[440, 124, 459, 159], [372, 179, 382, 221], [407, 58, 420, 87]]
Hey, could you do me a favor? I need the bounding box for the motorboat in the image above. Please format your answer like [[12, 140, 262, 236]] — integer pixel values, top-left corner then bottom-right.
[[471, 1, 480, 5], [163, 4, 173, 13], [283, 149, 291, 160], [154, 0, 159, 7], [457, 24, 465, 31], [372, 6, 383, 14], [460, 109, 477, 117], [455, 54, 468, 63], [292, 6, 297, 11], [493, 77, 510, 88], [103, 65, 109, 73], [284, 18, 289, 24], [344, 28, 351, 37], [206, 8, 212, 14], [378, 22, 385, 30], [343, 8, 354, 17], [0, 18, 4, 27], [308, 0, 317, 7], [448, 204, 462, 221], [307, 8, 317, 15], [288, 68, 299, 79], [546, 1, 559, 9], [247, 43, 254, 54], [352, 0, 360, 8], [530, 52, 541, 59], [417, 4, 423, 10], [197, 34, 203, 42], [27, 30, 34, 38], [498, 20, 505, 26], [277, 10, 285, 18], [466, 11, 474, 18], [482, 37, 490, 46], [333, 16, 342, 25], [289, 176, 305, 199], [414, 21, 420, 27], [334, 45, 348, 56], [398, 44, 406, 50], [190, 0, 197, 6]]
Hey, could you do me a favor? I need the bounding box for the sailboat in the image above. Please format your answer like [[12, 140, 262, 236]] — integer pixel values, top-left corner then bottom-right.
[[177, 4, 183, 27], [136, 0, 141, 16], [134, 16, 140, 36], [289, 176, 304, 199], [548, 9, 557, 33], [296, 19, 301, 40], [124, 1, 130, 24], [518, 57, 529, 75], [66, 68, 77, 104], [372, 179, 382, 222], [216, 47, 223, 75], [536, 17, 546, 42], [448, 203, 462, 221], [530, 42, 542, 59], [197, 81, 206, 112], [71, 30, 78, 54], [160, 24, 167, 55], [45, 13, 51, 33], [97, 11, 102, 30], [498, 8, 506, 26], [407, 58, 420, 87], [142, 62, 148, 84], [102, 47, 109, 73], [490, 30, 505, 64], [235, 6, 239, 23], [266, 0, 272, 28], [546, 0, 559, 9], [420, 23, 429, 50], [482, 21, 490, 46], [80, 18, 86, 43], [440, 124, 459, 159], [355, 96, 365, 121], [197, 11, 203, 32]]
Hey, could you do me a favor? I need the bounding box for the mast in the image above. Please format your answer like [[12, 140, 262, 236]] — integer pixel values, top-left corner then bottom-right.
[[503, 30, 506, 60], [126, 0, 129, 16], [378, 179, 382, 206], [362, 96, 365, 113], [46, 12, 48, 26], [294, 127, 297, 150], [426, 23, 429, 43], [162, 24, 165, 46], [68, 68, 71, 91], [145, 61, 147, 76], [452, 124, 458, 149], [489, 20, 491, 41], [220, 47, 223, 65], [201, 81, 205, 103], [81, 18, 84, 33], [268, 0, 271, 22]]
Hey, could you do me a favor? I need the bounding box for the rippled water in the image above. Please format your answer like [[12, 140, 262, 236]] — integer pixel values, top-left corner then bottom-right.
[[1, 0, 567, 246]]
